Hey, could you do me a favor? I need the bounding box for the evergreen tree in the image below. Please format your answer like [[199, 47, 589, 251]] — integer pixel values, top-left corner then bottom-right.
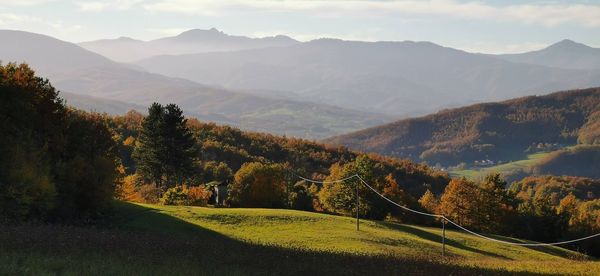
[[133, 103, 166, 188], [163, 104, 196, 186], [133, 103, 196, 191]]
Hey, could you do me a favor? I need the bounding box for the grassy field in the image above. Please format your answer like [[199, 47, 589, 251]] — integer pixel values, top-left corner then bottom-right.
[[2, 202, 599, 275], [449, 152, 551, 180]]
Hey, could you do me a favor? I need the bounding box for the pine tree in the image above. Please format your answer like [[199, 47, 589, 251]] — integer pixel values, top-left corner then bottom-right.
[[133, 103, 196, 191], [162, 104, 196, 186], [133, 103, 166, 188]]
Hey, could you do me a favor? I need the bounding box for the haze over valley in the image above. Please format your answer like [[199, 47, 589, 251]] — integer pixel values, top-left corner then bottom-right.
[[3, 1, 600, 274], [4, 28, 600, 140]]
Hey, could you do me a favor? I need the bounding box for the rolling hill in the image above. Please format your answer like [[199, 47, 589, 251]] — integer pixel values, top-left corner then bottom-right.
[[0, 29, 388, 139], [2, 202, 597, 275], [135, 38, 600, 117], [324, 87, 600, 167], [79, 28, 299, 62], [497, 39, 600, 70], [532, 146, 600, 179]]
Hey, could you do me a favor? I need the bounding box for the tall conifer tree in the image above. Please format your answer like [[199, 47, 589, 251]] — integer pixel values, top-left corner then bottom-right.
[[133, 103, 196, 190]]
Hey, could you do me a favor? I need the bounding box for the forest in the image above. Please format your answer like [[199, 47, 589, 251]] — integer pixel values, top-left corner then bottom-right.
[[326, 88, 600, 167], [1, 63, 599, 258]]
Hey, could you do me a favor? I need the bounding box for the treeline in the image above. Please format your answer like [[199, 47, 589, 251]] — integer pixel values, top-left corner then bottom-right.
[[416, 174, 600, 256], [326, 88, 600, 166], [112, 105, 450, 213], [1, 63, 449, 221], [3, 63, 598, 256], [0, 63, 120, 220]]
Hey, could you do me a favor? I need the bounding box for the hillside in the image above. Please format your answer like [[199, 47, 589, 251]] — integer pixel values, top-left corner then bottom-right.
[[0, 29, 389, 139], [497, 40, 600, 70], [79, 28, 299, 62], [2, 202, 598, 275], [109, 110, 449, 198], [325, 88, 600, 167], [135, 38, 600, 117], [532, 146, 600, 179]]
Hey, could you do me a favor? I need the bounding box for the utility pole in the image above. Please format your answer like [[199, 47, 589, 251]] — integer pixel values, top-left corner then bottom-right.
[[356, 180, 360, 231], [442, 219, 446, 256]]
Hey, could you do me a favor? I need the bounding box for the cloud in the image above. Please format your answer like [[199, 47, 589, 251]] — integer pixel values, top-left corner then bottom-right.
[[142, 0, 600, 28], [146, 27, 190, 36], [75, 0, 144, 12], [0, 0, 55, 6], [0, 12, 84, 41], [0, 13, 41, 25]]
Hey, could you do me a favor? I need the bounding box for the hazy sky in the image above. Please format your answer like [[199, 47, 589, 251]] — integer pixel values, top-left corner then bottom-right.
[[1, 0, 600, 53]]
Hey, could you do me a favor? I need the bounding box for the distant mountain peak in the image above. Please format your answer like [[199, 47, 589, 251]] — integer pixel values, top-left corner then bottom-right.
[[175, 28, 227, 41], [546, 39, 592, 51], [268, 34, 296, 41], [116, 36, 138, 41]]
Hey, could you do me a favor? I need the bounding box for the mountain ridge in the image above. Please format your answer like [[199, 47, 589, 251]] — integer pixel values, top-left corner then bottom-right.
[[496, 39, 600, 70], [324, 87, 600, 167], [135, 38, 600, 117], [1, 29, 387, 139], [79, 28, 299, 62]]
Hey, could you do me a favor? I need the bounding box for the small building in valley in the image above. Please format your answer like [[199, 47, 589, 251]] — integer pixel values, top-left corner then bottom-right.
[[208, 181, 229, 207]]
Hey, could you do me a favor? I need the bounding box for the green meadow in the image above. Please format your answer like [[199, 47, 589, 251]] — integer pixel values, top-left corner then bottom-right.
[[449, 152, 552, 180], [2, 202, 598, 275]]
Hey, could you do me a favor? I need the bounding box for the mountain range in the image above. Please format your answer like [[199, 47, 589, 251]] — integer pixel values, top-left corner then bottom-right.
[[4, 28, 600, 142], [79, 28, 299, 62], [0, 30, 387, 139], [134, 38, 600, 117]]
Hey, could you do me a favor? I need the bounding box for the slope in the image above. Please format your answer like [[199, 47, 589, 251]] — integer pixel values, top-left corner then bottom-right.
[[325, 87, 600, 167], [79, 28, 299, 62], [497, 39, 600, 70], [0, 29, 389, 139], [2, 202, 598, 275], [136, 38, 600, 117]]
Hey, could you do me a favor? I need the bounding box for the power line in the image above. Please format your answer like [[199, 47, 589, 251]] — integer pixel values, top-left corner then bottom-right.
[[298, 173, 600, 247]]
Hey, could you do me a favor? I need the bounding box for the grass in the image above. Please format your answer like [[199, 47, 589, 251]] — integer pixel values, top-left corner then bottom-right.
[[449, 151, 551, 180], [2, 202, 599, 275]]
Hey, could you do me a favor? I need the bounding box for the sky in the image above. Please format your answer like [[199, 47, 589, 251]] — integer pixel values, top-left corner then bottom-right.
[[1, 0, 600, 54]]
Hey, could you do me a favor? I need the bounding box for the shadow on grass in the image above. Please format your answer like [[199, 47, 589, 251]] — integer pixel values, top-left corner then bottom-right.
[[378, 221, 511, 260], [484, 234, 587, 260], [0, 202, 560, 276], [379, 220, 587, 261]]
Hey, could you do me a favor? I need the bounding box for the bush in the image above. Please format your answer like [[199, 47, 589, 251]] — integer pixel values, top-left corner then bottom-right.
[[160, 186, 190, 206], [228, 162, 286, 208], [289, 182, 314, 211], [138, 184, 161, 204], [188, 186, 211, 206], [117, 174, 144, 202]]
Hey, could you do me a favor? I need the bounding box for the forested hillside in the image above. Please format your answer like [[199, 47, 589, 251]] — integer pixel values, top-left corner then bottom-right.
[[325, 88, 600, 167], [109, 110, 449, 199], [531, 146, 600, 179], [3, 63, 600, 262], [0, 61, 449, 221]]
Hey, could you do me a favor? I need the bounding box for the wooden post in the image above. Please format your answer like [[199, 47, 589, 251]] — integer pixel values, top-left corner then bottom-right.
[[356, 180, 360, 231], [442, 219, 446, 256]]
